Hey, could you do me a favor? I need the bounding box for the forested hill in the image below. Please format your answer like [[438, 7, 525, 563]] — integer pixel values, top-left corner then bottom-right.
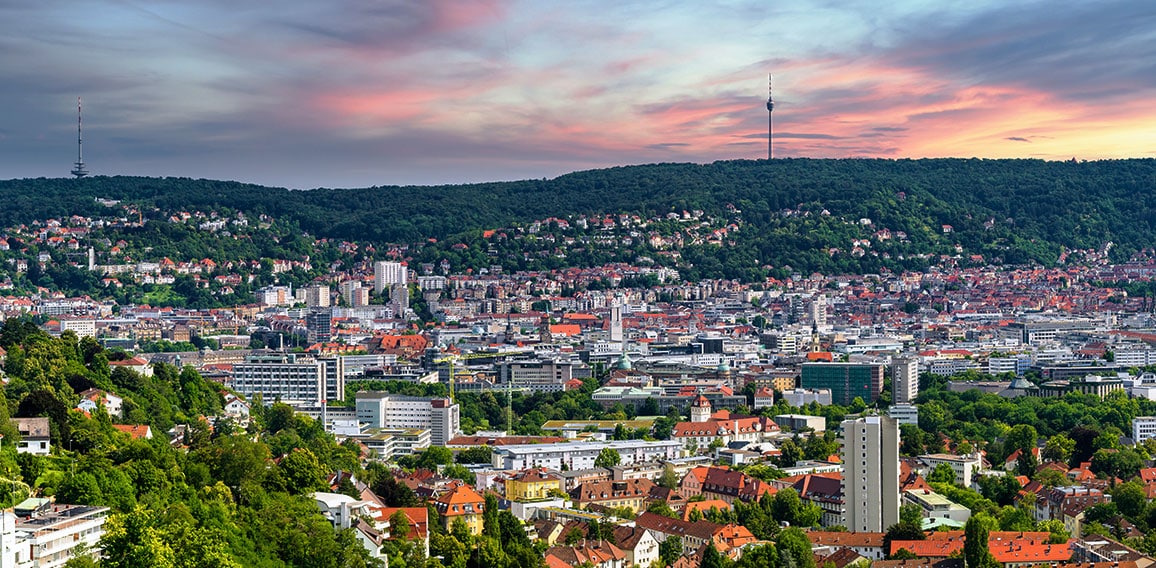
[[4, 158, 1156, 273]]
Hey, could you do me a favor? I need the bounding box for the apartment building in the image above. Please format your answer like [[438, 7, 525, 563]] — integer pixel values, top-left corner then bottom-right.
[[354, 392, 460, 446]]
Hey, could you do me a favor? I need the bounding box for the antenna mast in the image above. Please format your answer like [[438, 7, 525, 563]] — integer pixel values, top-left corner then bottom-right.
[[71, 97, 89, 178], [766, 75, 775, 160]]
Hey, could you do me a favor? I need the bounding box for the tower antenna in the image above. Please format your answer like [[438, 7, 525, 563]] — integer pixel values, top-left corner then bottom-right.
[[765, 75, 775, 160], [71, 97, 89, 178]]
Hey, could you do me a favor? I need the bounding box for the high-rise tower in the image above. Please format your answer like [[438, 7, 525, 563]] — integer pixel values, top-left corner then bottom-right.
[[71, 97, 89, 178], [765, 75, 774, 160]]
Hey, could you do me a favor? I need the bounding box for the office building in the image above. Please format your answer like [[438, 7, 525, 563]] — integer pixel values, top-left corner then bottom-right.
[[801, 362, 884, 405], [892, 357, 919, 404], [496, 359, 575, 392], [355, 392, 460, 446], [232, 352, 327, 403], [306, 308, 333, 344], [841, 415, 900, 532]]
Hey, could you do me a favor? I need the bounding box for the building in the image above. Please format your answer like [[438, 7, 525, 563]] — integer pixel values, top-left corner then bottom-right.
[[374, 261, 407, 294], [841, 415, 900, 532], [773, 414, 827, 432], [892, 357, 919, 404], [752, 387, 775, 409], [505, 468, 563, 502], [902, 489, 971, 525], [354, 392, 460, 446], [491, 440, 682, 471], [12, 418, 51, 455], [303, 285, 331, 308], [433, 483, 486, 536], [919, 453, 983, 488], [1133, 416, 1156, 444], [232, 352, 327, 403], [888, 403, 919, 426], [569, 478, 655, 513], [801, 362, 885, 405], [611, 525, 660, 568], [0, 500, 109, 567], [306, 308, 333, 344], [76, 388, 124, 418], [496, 359, 576, 393], [781, 388, 833, 407]]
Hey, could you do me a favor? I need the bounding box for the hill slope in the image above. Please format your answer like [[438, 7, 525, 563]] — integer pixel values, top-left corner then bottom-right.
[[4, 158, 1155, 276]]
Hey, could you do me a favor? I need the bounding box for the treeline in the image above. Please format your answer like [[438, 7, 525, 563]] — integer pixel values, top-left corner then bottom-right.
[[0, 318, 381, 567], [3, 158, 1156, 278]]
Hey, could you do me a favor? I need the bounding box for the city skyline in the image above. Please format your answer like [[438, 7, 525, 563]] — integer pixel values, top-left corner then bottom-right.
[[1, 0, 1153, 189]]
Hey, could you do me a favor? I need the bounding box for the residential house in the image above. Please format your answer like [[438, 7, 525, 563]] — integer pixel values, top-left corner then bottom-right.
[[611, 526, 660, 568], [569, 479, 655, 514], [76, 389, 124, 418], [699, 467, 774, 505], [13, 418, 50, 455], [433, 483, 486, 536], [112, 424, 153, 440], [1032, 486, 1109, 537], [806, 531, 886, 561], [505, 468, 563, 502], [545, 540, 627, 568]]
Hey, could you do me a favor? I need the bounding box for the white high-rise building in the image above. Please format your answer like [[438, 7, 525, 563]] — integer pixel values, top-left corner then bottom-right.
[[374, 261, 407, 294], [841, 415, 900, 532], [892, 357, 919, 404]]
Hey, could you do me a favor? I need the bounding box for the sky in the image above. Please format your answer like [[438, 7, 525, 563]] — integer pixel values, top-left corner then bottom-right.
[[1, 0, 1154, 189]]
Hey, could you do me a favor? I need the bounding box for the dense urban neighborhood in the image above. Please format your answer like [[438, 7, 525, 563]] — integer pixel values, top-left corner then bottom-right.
[[3, 166, 1156, 568]]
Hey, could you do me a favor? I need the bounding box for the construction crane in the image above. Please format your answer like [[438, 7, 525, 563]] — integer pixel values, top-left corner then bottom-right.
[[433, 349, 532, 434]]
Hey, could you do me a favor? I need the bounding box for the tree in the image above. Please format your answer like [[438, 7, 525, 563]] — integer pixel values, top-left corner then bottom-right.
[[964, 514, 999, 568], [1111, 481, 1147, 520], [700, 542, 733, 568], [928, 463, 958, 484], [657, 465, 679, 489], [100, 508, 177, 568], [776, 527, 816, 568], [1043, 434, 1075, 465], [277, 448, 327, 494], [659, 535, 683, 566], [900, 503, 923, 527], [594, 448, 621, 469], [455, 446, 492, 464], [417, 446, 454, 470], [884, 521, 926, 558]]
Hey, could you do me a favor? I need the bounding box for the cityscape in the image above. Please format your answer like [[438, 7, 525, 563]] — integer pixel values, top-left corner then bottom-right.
[[2, 1, 1156, 568]]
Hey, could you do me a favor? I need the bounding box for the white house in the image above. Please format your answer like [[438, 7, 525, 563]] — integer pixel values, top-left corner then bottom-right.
[[76, 389, 124, 418]]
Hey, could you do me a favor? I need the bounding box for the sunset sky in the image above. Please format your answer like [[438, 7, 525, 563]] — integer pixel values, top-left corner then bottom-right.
[[2, 0, 1154, 189]]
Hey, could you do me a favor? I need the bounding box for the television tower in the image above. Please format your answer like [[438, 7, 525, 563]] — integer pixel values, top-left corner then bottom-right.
[[766, 74, 775, 160], [71, 97, 88, 178]]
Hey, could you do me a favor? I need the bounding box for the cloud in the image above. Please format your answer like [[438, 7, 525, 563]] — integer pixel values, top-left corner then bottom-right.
[[1006, 137, 1031, 142]]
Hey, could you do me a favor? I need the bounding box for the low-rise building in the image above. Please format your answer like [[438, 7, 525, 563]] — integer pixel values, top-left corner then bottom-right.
[[433, 483, 486, 536], [0, 500, 109, 567], [13, 418, 51, 455], [490, 440, 681, 471]]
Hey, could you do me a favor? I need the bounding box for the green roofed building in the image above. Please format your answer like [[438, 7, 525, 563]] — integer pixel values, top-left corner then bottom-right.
[[800, 362, 884, 405]]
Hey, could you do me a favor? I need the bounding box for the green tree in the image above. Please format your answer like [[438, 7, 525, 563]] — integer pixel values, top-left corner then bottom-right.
[[964, 514, 999, 568], [776, 527, 816, 568], [1111, 480, 1147, 520], [659, 535, 683, 566], [928, 463, 958, 484], [100, 508, 177, 568], [700, 542, 733, 568], [594, 448, 621, 469], [1043, 434, 1075, 465], [277, 447, 327, 495]]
